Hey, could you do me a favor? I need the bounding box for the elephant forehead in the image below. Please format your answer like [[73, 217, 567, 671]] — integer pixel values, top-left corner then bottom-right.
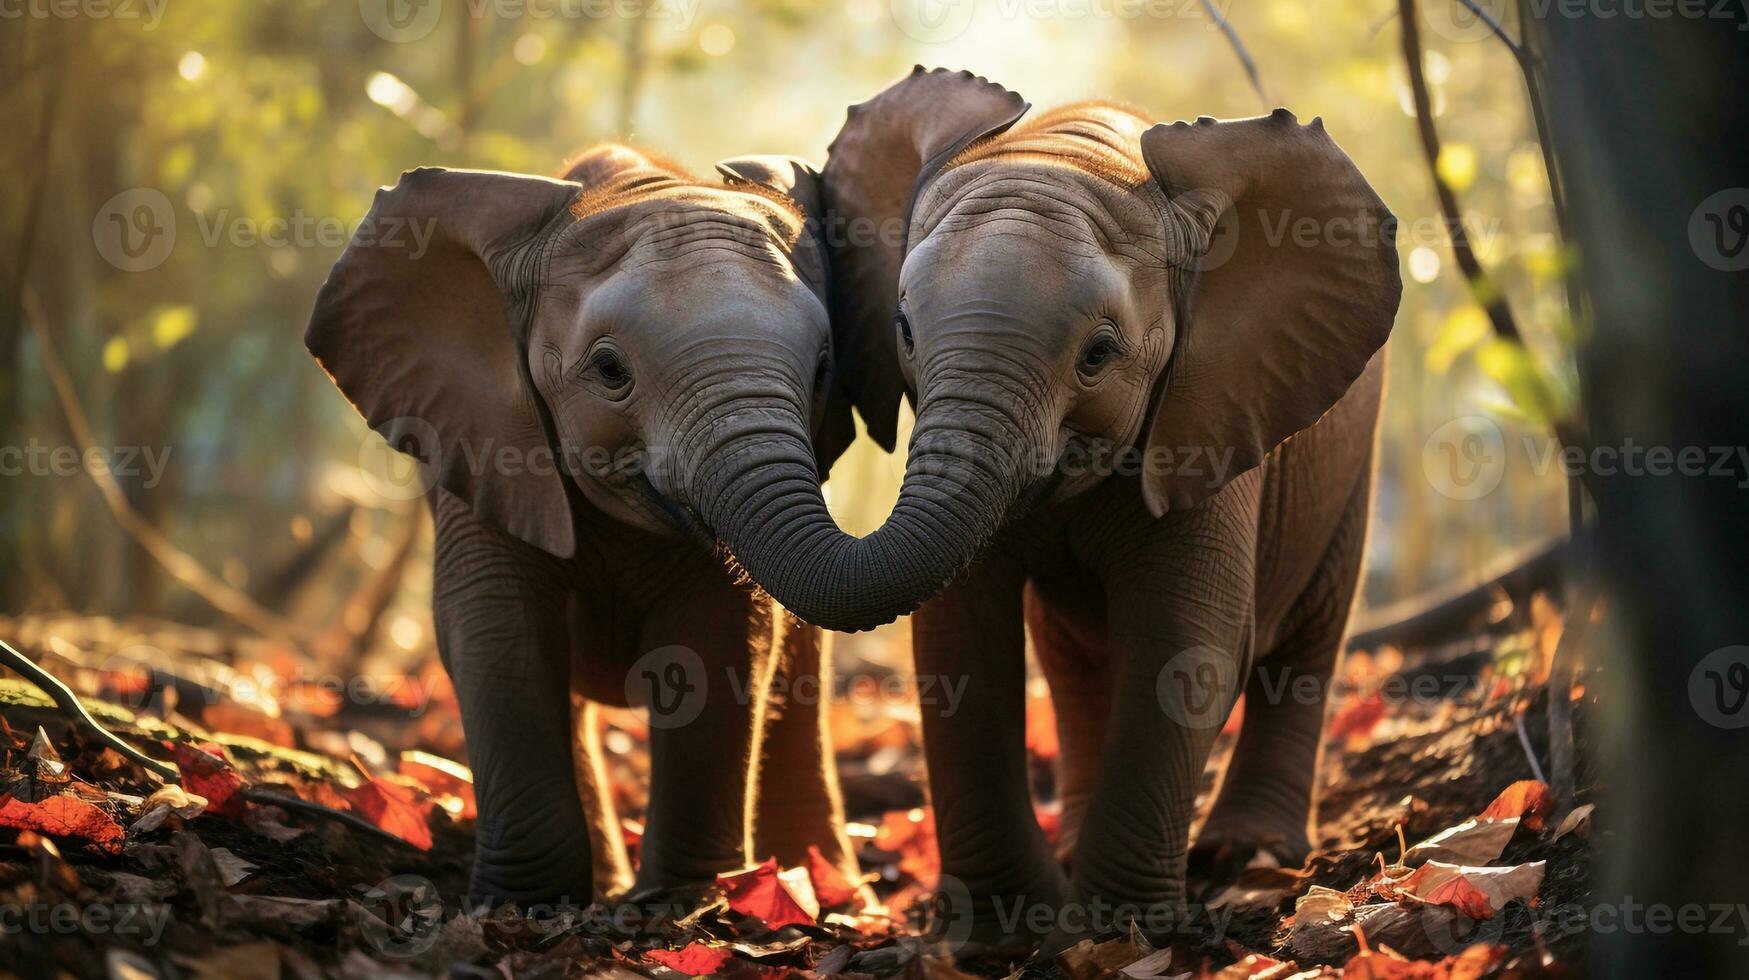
[[578, 259, 826, 337], [916, 164, 1164, 264], [556, 186, 807, 275], [905, 235, 1132, 335]]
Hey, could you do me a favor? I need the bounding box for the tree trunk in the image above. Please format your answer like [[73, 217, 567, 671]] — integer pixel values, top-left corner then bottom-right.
[[1537, 10, 1749, 978]]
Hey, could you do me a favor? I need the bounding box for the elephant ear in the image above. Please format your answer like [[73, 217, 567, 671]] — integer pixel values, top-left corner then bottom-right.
[[306, 167, 583, 555], [1137, 110, 1400, 516], [715, 154, 857, 474], [820, 66, 1030, 450]]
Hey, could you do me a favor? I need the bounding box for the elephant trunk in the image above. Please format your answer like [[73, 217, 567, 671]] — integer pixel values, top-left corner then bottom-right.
[[671, 393, 1028, 633]]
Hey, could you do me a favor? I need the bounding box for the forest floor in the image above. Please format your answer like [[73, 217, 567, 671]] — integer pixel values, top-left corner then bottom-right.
[[0, 596, 1597, 979]]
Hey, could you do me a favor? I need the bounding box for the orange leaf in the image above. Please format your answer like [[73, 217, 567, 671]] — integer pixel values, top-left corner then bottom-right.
[[0, 792, 124, 853], [399, 751, 476, 820], [341, 776, 433, 850], [648, 943, 734, 976], [718, 858, 815, 929], [1025, 693, 1059, 761], [169, 741, 248, 817], [1478, 780, 1552, 830], [806, 846, 859, 908]]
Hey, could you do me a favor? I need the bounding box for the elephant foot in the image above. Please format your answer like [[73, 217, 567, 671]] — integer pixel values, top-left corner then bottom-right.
[[1186, 814, 1312, 900], [927, 869, 1069, 965], [467, 861, 595, 916]]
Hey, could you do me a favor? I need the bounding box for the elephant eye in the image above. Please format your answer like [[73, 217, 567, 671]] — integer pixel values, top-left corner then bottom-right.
[[895, 309, 915, 357], [592, 349, 632, 391], [1078, 336, 1119, 377]]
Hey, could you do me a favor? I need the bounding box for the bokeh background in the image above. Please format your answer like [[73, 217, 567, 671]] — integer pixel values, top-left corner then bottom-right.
[[0, 0, 1575, 678]]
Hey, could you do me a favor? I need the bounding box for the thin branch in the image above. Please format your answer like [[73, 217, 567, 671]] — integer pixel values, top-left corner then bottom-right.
[[1396, 0, 1586, 457], [1397, 0, 1521, 344], [20, 288, 308, 644], [0, 638, 416, 848], [1456, 0, 1525, 60], [0, 637, 177, 779], [1201, 0, 1268, 107]]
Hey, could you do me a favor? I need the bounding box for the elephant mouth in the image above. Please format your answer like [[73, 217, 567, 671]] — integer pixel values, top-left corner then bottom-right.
[[637, 475, 714, 547]]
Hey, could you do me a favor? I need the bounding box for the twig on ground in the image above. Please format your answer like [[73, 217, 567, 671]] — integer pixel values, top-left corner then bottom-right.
[[0, 637, 177, 780], [1513, 712, 1548, 785]]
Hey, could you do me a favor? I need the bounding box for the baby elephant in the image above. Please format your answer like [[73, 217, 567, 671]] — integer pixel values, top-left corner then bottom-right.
[[802, 69, 1401, 952], [306, 147, 858, 905]]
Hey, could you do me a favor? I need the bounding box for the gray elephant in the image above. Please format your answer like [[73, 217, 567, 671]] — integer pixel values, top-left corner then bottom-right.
[[706, 68, 1400, 952], [305, 146, 859, 905]]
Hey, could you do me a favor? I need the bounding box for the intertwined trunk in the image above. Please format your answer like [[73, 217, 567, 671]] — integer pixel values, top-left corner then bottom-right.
[[668, 391, 1027, 632]]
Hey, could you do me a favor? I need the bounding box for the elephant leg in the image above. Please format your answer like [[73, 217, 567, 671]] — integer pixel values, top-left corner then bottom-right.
[[1059, 482, 1261, 951], [912, 553, 1067, 954], [1027, 589, 1109, 871], [632, 584, 773, 894], [752, 613, 860, 884], [430, 490, 593, 907], [1193, 470, 1371, 888], [572, 696, 636, 897]]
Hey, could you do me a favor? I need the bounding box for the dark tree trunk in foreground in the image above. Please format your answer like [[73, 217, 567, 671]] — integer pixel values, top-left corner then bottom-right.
[[1538, 10, 1749, 978]]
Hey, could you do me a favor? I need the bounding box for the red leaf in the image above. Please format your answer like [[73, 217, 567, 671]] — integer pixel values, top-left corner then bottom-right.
[[718, 858, 815, 929], [1328, 692, 1387, 743], [648, 942, 734, 976], [169, 741, 248, 817], [341, 776, 433, 850], [1478, 780, 1553, 830], [806, 846, 858, 908], [0, 792, 124, 853]]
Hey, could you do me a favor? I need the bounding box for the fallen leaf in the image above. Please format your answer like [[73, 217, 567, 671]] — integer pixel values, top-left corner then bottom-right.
[[131, 784, 209, 833], [1208, 866, 1305, 912], [399, 750, 476, 820], [1553, 803, 1594, 841], [647, 942, 734, 976], [0, 791, 125, 852], [806, 845, 861, 908], [1328, 693, 1387, 744], [1477, 780, 1552, 830], [1120, 947, 1176, 979], [210, 847, 258, 886], [168, 741, 248, 817], [225, 894, 341, 929], [1404, 817, 1519, 866], [718, 858, 817, 929], [341, 775, 433, 850], [1208, 951, 1291, 979], [1399, 861, 1546, 919]]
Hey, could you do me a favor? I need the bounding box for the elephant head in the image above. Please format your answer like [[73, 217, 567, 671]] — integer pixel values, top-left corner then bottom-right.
[[306, 146, 859, 556], [776, 68, 1401, 628]]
